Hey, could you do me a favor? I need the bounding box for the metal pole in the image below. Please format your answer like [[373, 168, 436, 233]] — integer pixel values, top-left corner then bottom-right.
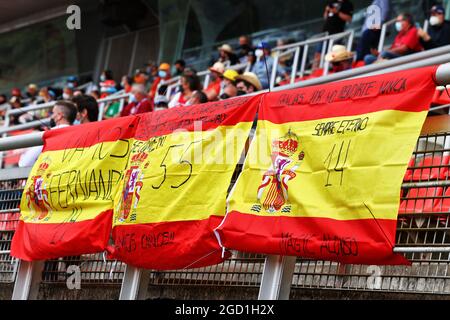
[[319, 39, 328, 68], [12, 260, 44, 300], [119, 265, 151, 300], [270, 53, 280, 90], [299, 44, 308, 78], [323, 39, 334, 76], [258, 255, 296, 300], [290, 47, 300, 84], [0, 131, 44, 151]]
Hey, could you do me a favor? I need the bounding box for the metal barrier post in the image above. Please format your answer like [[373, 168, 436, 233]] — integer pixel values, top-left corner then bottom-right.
[[290, 47, 301, 84], [119, 265, 151, 300], [378, 18, 396, 53], [12, 260, 44, 300], [258, 255, 296, 300], [299, 44, 309, 79], [323, 38, 334, 76], [270, 54, 280, 90]]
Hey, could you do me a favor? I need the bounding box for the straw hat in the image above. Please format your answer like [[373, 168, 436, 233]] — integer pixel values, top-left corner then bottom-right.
[[218, 44, 234, 54], [325, 45, 354, 63], [236, 72, 262, 91], [209, 62, 225, 74], [223, 69, 239, 82]]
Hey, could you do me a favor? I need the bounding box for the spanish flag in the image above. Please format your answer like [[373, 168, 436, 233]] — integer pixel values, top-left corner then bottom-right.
[[110, 96, 261, 269], [216, 66, 438, 265], [11, 116, 138, 261]]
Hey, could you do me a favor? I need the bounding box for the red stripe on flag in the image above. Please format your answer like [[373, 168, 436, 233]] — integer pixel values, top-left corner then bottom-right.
[[43, 116, 139, 151], [133, 96, 260, 140], [216, 211, 409, 265], [110, 215, 229, 270], [261, 66, 437, 123], [10, 210, 113, 261]]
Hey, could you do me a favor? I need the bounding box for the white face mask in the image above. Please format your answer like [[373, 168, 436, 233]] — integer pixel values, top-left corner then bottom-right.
[[62, 93, 71, 100], [255, 49, 264, 58], [429, 16, 441, 26], [395, 21, 403, 32]]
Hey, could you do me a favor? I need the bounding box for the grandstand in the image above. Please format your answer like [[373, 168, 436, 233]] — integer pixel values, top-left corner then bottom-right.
[[1, 0, 450, 302]]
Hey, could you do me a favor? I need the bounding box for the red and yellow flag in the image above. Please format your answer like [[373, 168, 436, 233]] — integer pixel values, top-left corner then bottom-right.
[[11, 116, 138, 261], [109, 96, 260, 269], [216, 66, 438, 265]]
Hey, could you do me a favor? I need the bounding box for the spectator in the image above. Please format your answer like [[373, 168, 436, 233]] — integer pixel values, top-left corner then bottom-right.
[[314, 0, 354, 68], [174, 59, 186, 76], [235, 72, 262, 95], [418, 5, 450, 50], [356, 0, 390, 61], [168, 74, 201, 108], [364, 13, 422, 65], [72, 94, 99, 124], [99, 79, 117, 98], [38, 87, 55, 104], [120, 75, 133, 93], [149, 63, 171, 99], [251, 43, 287, 89], [154, 95, 169, 111], [219, 69, 239, 100], [205, 62, 225, 101], [8, 96, 23, 125], [238, 35, 254, 63], [100, 69, 115, 84], [26, 84, 39, 101], [186, 90, 208, 106], [62, 86, 74, 100], [325, 45, 354, 72], [217, 44, 239, 66], [120, 84, 153, 117], [11, 88, 22, 99], [133, 69, 149, 85], [66, 76, 79, 89], [19, 101, 78, 167]]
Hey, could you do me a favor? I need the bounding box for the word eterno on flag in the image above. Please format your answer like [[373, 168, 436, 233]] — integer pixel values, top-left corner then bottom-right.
[[215, 66, 438, 265]]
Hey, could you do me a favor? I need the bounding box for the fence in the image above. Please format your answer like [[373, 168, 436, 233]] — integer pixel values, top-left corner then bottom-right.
[[1, 61, 450, 300]]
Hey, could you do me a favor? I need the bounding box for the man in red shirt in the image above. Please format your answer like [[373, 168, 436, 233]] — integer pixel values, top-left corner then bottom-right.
[[121, 84, 153, 117], [364, 13, 422, 65], [205, 62, 225, 101]]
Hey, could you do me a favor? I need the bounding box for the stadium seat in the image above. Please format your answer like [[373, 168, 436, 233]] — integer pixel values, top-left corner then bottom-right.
[[410, 155, 449, 181], [399, 187, 443, 214], [403, 157, 415, 181], [352, 60, 365, 68], [0, 212, 20, 231]]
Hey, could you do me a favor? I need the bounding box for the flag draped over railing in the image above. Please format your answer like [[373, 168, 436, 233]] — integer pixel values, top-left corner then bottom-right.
[[215, 66, 438, 265], [11, 66, 438, 267]]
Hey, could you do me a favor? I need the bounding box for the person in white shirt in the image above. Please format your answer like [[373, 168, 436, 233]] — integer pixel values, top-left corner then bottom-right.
[[18, 101, 78, 167]]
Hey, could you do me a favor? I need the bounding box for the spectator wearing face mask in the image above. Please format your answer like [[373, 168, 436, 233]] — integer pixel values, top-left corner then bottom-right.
[[364, 13, 422, 65], [237, 35, 254, 63], [169, 74, 202, 108], [418, 5, 450, 50], [62, 86, 74, 100], [72, 94, 99, 124], [235, 72, 262, 95], [149, 63, 171, 100], [19, 101, 77, 167], [251, 43, 287, 89], [100, 69, 115, 84], [121, 84, 153, 117], [120, 76, 133, 93], [205, 62, 225, 101]]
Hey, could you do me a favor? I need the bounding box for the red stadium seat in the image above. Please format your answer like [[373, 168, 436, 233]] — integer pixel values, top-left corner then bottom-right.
[[403, 157, 415, 181], [352, 60, 365, 68], [0, 212, 20, 231], [399, 187, 443, 214], [411, 155, 449, 181]]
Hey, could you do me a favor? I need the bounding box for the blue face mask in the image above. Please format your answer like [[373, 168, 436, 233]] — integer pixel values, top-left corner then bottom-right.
[[158, 70, 167, 78], [100, 75, 106, 82], [395, 21, 403, 32], [129, 93, 137, 103], [73, 119, 81, 125]]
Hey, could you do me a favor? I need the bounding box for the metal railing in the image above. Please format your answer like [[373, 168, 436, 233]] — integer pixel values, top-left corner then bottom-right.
[[0, 62, 450, 300]]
